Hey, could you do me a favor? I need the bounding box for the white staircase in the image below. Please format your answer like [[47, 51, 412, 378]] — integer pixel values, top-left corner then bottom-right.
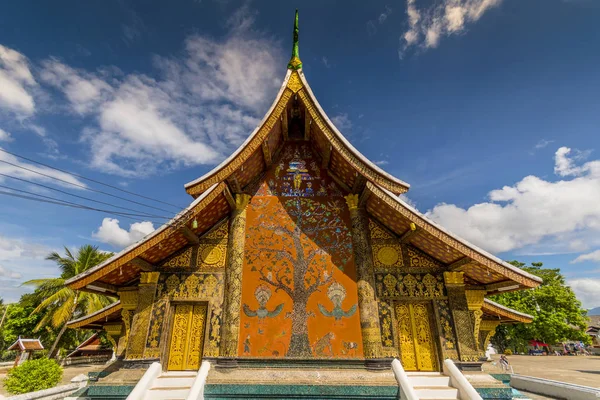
[[144, 371, 197, 400], [407, 372, 459, 400]]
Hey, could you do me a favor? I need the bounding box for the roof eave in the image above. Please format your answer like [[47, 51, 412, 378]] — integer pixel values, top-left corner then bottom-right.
[[66, 183, 221, 290], [184, 69, 294, 196], [368, 182, 543, 288], [296, 70, 410, 193]]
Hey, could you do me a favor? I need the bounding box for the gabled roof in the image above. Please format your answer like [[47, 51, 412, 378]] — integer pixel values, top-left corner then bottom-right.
[[482, 299, 534, 323], [365, 183, 542, 291], [8, 338, 44, 351], [67, 301, 122, 329], [66, 183, 230, 291]]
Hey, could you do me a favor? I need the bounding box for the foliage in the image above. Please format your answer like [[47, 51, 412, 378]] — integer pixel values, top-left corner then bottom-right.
[[504, 349, 513, 355], [22, 245, 115, 358], [3, 358, 63, 394], [490, 261, 590, 353], [0, 292, 89, 355]]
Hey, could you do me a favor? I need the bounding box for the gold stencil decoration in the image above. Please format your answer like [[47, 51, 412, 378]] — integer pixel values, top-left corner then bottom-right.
[[201, 246, 222, 265], [373, 243, 403, 269], [287, 71, 303, 93], [204, 219, 229, 240], [407, 247, 440, 269], [369, 219, 394, 240], [395, 303, 438, 371], [377, 246, 399, 266], [197, 244, 226, 268], [163, 247, 192, 268]]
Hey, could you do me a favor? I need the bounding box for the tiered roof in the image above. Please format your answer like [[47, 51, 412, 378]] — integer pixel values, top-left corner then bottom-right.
[[66, 11, 540, 298]]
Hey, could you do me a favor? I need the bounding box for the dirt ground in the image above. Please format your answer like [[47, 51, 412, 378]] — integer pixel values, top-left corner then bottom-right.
[[484, 354, 600, 388], [0, 362, 106, 397]]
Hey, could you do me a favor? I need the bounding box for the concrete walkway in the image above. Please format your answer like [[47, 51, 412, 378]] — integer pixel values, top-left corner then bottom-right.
[[484, 354, 600, 388]]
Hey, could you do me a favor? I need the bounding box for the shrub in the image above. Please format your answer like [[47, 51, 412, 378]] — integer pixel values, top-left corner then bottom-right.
[[504, 349, 513, 355], [3, 358, 63, 394]]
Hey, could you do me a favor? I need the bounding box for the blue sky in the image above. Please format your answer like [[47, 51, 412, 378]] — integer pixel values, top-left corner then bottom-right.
[[0, 0, 599, 308]]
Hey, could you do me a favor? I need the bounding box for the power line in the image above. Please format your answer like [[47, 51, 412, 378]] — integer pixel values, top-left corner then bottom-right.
[[0, 158, 178, 214], [0, 172, 171, 220], [0, 148, 186, 210], [0, 184, 168, 223]]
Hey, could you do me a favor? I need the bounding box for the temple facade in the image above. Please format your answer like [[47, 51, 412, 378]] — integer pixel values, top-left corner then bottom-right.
[[66, 12, 540, 375]]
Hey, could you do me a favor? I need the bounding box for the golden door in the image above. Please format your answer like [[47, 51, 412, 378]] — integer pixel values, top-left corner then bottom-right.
[[395, 303, 438, 371], [167, 304, 207, 371]]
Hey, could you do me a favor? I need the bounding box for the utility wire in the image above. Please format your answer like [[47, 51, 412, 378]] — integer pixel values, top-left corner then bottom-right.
[[0, 158, 177, 214], [0, 184, 169, 222], [0, 172, 171, 220], [0, 148, 186, 210]]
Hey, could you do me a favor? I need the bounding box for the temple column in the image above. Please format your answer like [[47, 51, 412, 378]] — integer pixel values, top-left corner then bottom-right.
[[126, 272, 160, 360], [344, 194, 384, 364], [479, 320, 501, 355], [465, 289, 486, 357], [444, 272, 480, 363], [104, 323, 124, 360], [118, 288, 138, 359], [219, 193, 251, 363]]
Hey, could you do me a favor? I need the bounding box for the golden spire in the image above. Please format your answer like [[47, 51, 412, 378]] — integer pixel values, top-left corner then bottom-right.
[[287, 10, 302, 70]]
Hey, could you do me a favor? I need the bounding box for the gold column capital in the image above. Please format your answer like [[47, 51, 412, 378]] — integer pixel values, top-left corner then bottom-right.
[[140, 271, 160, 284], [465, 290, 486, 311], [118, 288, 139, 311], [104, 323, 123, 337], [344, 194, 359, 211], [443, 271, 464, 286], [235, 193, 251, 211]]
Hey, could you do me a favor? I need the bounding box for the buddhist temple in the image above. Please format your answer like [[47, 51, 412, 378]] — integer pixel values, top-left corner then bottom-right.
[[66, 10, 541, 400]]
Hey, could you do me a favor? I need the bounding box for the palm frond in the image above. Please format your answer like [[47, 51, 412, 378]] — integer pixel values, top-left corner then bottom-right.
[[51, 298, 75, 328]]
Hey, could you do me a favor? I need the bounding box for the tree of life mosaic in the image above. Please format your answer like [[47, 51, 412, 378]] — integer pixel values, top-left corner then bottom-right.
[[240, 142, 363, 358]]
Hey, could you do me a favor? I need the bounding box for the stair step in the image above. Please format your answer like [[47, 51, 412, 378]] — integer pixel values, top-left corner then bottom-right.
[[414, 387, 458, 399], [408, 376, 450, 387], [152, 377, 195, 388], [143, 388, 190, 400]]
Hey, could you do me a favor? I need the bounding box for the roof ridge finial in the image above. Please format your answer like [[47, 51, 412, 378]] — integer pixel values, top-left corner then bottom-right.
[[287, 10, 302, 70]]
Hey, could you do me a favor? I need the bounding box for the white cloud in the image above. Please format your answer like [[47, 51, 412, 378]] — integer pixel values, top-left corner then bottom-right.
[[0, 265, 21, 279], [331, 113, 353, 132], [322, 56, 331, 68], [568, 278, 600, 309], [40, 59, 114, 115], [92, 218, 155, 248], [0, 147, 86, 188], [571, 249, 600, 264], [0, 128, 12, 142], [42, 7, 283, 177], [534, 139, 554, 150], [374, 160, 389, 166], [0, 235, 52, 261], [0, 45, 37, 116], [426, 146, 600, 254], [400, 0, 502, 57]]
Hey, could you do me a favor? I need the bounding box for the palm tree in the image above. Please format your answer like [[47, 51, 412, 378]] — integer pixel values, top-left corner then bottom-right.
[[24, 245, 115, 359]]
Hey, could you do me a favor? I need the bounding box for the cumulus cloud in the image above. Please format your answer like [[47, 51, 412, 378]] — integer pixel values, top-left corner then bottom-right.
[[92, 218, 155, 248], [0, 128, 12, 142], [571, 249, 600, 264], [426, 147, 600, 254], [39, 7, 283, 177], [0, 265, 21, 279], [0, 235, 52, 262], [0, 45, 37, 116], [568, 278, 600, 309], [400, 0, 502, 57]]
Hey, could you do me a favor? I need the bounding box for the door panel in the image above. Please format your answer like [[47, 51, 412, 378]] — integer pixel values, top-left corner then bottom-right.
[[167, 304, 207, 371], [395, 303, 438, 371]]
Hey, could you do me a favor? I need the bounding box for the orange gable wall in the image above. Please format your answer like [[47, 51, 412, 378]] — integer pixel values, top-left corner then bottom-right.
[[239, 142, 363, 358]]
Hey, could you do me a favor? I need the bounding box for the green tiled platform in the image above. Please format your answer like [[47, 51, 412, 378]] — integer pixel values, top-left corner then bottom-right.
[[71, 385, 135, 400], [204, 383, 399, 399]]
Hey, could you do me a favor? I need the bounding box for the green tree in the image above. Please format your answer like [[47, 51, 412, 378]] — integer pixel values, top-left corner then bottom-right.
[[490, 261, 590, 353], [23, 245, 115, 359]]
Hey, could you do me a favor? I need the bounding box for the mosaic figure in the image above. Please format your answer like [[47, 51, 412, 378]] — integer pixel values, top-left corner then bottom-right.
[[318, 281, 357, 323], [243, 284, 284, 322]]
